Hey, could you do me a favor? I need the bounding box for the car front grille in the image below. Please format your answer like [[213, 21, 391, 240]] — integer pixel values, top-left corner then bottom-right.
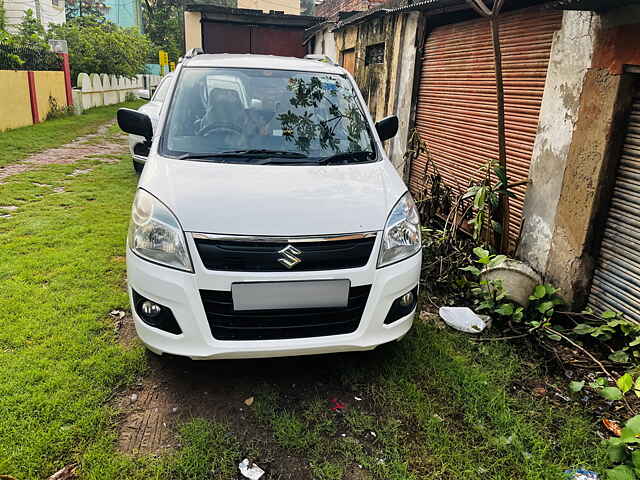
[[200, 285, 371, 341], [192, 233, 376, 272]]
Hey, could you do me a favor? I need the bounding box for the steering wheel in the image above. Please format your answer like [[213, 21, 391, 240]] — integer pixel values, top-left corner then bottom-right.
[[199, 123, 244, 143]]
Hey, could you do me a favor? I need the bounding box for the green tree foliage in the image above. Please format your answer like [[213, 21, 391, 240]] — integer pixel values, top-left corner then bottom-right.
[[141, 0, 235, 65], [16, 9, 48, 48], [46, 16, 151, 81], [141, 0, 183, 64]]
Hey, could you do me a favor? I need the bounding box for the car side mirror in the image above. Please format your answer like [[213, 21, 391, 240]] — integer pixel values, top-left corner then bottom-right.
[[375, 115, 399, 142], [117, 108, 153, 143]]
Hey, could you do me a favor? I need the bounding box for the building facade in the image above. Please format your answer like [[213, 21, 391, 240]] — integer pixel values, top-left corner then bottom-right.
[[3, 0, 65, 32], [237, 0, 301, 15], [102, 0, 142, 30]]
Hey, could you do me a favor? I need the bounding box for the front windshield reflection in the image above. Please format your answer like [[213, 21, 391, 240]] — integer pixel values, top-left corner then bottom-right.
[[162, 67, 376, 164]]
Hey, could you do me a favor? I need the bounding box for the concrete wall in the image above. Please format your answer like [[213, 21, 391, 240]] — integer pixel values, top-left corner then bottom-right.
[[0, 71, 32, 131], [545, 70, 635, 306], [34, 70, 67, 120], [184, 11, 203, 51], [517, 5, 640, 306], [4, 0, 65, 32], [312, 25, 338, 64], [73, 72, 161, 113], [238, 0, 300, 15], [517, 11, 600, 273]]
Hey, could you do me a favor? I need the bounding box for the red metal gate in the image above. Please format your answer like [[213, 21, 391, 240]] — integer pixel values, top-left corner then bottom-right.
[[410, 7, 562, 246]]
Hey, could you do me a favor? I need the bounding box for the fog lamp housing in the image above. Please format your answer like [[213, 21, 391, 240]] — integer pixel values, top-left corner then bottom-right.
[[132, 290, 182, 335], [384, 286, 418, 325]]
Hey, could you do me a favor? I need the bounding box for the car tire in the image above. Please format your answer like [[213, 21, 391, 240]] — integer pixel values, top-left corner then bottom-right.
[[133, 159, 144, 174]]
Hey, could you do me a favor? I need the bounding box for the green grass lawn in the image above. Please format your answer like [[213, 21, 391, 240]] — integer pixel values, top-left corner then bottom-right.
[[0, 101, 142, 168], [0, 119, 606, 479]]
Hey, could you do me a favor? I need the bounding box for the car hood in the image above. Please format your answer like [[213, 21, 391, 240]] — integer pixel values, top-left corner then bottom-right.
[[139, 157, 407, 236]]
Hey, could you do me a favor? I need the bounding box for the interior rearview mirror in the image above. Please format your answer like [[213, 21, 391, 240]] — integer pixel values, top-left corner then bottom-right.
[[117, 108, 153, 143], [375, 115, 399, 142]]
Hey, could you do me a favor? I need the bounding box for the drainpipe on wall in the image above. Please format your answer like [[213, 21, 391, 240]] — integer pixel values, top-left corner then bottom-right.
[[27, 71, 40, 124]]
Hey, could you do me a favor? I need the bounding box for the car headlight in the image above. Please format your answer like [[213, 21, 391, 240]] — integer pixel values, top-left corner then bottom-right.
[[127, 189, 193, 272], [378, 192, 421, 268]]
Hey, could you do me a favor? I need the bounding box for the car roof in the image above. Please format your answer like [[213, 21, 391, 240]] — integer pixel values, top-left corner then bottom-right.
[[184, 54, 346, 75]]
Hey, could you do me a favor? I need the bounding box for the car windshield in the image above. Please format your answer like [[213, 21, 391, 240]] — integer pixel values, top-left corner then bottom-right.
[[161, 67, 376, 164]]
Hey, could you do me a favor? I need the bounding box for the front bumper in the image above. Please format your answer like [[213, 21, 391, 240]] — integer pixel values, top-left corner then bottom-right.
[[126, 234, 421, 359]]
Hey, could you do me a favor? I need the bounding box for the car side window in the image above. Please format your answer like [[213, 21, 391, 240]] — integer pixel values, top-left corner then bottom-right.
[[152, 77, 171, 103]]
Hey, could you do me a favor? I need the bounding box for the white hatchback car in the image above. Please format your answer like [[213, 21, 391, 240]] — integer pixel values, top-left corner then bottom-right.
[[117, 53, 421, 360]]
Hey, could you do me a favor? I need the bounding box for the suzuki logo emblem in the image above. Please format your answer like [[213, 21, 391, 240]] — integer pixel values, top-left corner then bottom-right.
[[278, 245, 302, 269]]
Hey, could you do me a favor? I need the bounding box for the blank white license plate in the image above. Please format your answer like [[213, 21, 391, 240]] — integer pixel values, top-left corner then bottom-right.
[[231, 280, 350, 311]]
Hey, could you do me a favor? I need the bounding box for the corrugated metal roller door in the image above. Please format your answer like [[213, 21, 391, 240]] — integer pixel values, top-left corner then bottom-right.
[[589, 90, 640, 321], [410, 7, 562, 247]]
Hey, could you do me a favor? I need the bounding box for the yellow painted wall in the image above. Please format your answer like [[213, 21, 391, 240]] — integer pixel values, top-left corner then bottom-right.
[[0, 71, 33, 131], [34, 71, 67, 121], [184, 11, 203, 50]]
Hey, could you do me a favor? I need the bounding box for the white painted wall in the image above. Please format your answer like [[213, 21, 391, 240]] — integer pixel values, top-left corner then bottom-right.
[[312, 24, 338, 65], [4, 0, 65, 32], [73, 72, 162, 114]]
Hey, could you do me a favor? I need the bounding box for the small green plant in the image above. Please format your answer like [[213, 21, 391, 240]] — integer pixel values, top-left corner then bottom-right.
[[461, 247, 524, 322], [603, 415, 640, 479], [572, 373, 640, 402], [46, 95, 74, 120], [461, 160, 515, 246], [125, 91, 137, 102], [572, 309, 640, 364]]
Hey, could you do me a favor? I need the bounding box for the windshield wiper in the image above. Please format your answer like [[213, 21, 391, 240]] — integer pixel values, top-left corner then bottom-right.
[[315, 151, 376, 165], [178, 149, 308, 160]]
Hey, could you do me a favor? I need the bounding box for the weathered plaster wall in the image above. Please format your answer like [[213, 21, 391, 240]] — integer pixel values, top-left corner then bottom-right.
[[521, 4, 640, 306], [545, 70, 635, 306], [312, 26, 338, 64], [517, 11, 599, 273], [184, 11, 203, 51], [353, 16, 395, 122], [333, 12, 418, 175], [388, 11, 419, 173]]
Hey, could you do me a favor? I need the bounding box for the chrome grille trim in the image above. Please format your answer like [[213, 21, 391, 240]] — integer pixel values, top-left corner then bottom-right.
[[191, 231, 378, 244]]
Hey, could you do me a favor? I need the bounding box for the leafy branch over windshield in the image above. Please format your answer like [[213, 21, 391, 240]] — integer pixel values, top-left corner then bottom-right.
[[278, 76, 369, 154]]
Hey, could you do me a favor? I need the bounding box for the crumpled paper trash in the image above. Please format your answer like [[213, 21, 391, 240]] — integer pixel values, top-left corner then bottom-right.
[[438, 307, 487, 333], [239, 459, 265, 480]]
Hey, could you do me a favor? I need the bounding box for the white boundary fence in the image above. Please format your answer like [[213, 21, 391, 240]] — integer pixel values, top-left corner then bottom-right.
[[72, 73, 163, 113]]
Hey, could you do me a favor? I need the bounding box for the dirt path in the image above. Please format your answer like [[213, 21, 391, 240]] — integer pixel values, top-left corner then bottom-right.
[[0, 122, 128, 182], [115, 317, 365, 479]]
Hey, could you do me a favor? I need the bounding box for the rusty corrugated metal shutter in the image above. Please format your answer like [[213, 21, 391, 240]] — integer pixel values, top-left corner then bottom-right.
[[410, 7, 562, 247], [588, 88, 640, 321]]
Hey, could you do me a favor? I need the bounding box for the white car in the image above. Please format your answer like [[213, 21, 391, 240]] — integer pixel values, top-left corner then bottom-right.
[[117, 53, 421, 360]]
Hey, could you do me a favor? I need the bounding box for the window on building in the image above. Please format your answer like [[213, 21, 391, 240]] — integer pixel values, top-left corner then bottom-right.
[[52, 0, 59, 6], [365, 43, 385, 65]]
